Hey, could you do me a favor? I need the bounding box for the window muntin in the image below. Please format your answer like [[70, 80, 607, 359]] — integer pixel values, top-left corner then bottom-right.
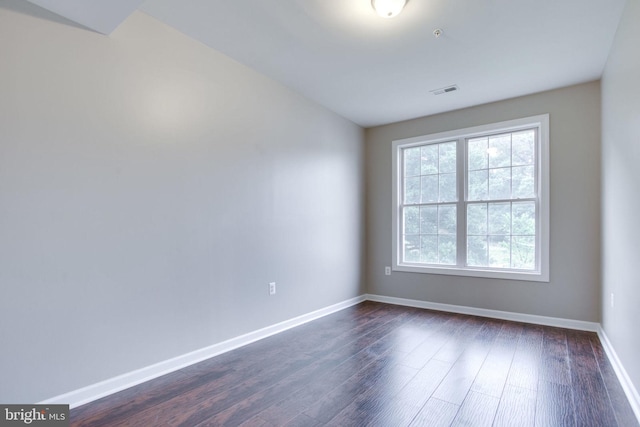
[[401, 141, 457, 265], [465, 129, 537, 272], [466, 201, 536, 270], [392, 115, 549, 282]]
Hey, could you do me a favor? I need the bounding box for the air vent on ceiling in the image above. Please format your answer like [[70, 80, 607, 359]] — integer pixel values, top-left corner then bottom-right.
[[431, 85, 459, 95]]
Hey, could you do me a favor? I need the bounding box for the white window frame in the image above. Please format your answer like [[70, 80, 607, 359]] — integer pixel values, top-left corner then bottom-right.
[[392, 114, 549, 282]]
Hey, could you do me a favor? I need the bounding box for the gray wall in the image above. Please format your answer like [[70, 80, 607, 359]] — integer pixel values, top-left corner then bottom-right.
[[601, 0, 640, 400], [365, 82, 601, 322], [0, 7, 364, 402]]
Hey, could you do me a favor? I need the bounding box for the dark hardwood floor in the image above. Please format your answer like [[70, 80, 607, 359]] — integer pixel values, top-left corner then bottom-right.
[[70, 302, 639, 426]]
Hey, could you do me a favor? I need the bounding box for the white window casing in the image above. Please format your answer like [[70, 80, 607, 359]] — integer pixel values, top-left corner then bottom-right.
[[391, 114, 550, 282]]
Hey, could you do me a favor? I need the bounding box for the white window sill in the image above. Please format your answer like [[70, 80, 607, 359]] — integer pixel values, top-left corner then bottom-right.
[[394, 263, 549, 282]]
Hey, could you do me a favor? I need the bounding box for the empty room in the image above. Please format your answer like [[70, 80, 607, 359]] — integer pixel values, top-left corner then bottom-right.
[[1, 0, 639, 426]]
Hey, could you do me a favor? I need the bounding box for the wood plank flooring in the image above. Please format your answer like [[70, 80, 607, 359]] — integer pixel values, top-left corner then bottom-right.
[[70, 302, 638, 426]]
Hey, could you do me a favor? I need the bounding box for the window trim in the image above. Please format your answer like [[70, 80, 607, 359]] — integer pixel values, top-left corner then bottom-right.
[[392, 114, 550, 282]]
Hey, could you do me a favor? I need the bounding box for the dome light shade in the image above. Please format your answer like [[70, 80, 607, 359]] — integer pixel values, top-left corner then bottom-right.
[[371, 0, 407, 18]]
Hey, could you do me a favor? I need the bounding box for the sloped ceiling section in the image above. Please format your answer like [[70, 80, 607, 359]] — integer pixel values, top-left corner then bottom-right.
[[25, 0, 145, 34], [18, 0, 628, 126]]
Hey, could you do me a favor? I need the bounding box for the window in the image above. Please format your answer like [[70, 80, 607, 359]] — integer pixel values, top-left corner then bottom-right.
[[392, 115, 549, 282]]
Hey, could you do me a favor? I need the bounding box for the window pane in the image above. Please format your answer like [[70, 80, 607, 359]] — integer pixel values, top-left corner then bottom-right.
[[488, 202, 511, 235], [403, 235, 420, 262], [404, 177, 420, 204], [404, 147, 421, 176], [468, 137, 488, 170], [420, 206, 438, 235], [395, 118, 545, 277], [438, 235, 456, 265], [420, 235, 438, 263], [403, 207, 419, 234], [512, 202, 536, 235], [467, 203, 487, 235], [439, 142, 457, 173], [421, 175, 438, 203], [489, 236, 510, 268], [439, 205, 457, 235], [467, 236, 488, 266], [468, 170, 488, 201], [512, 130, 535, 166], [512, 236, 535, 269], [512, 165, 535, 199], [489, 168, 511, 200], [488, 134, 511, 168], [439, 173, 457, 202], [421, 145, 438, 175]]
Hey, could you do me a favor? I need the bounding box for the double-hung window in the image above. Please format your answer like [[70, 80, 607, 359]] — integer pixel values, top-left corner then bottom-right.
[[392, 115, 549, 282]]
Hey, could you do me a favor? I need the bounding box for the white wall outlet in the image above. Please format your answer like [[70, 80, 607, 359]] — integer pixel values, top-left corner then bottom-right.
[[269, 282, 276, 295], [385, 266, 391, 276], [610, 292, 614, 308]]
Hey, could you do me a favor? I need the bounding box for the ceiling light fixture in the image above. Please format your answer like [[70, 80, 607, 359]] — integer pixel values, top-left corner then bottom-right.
[[371, 0, 407, 18]]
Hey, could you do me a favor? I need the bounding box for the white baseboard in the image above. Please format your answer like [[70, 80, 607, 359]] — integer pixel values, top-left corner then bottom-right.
[[597, 327, 640, 422], [365, 294, 600, 331], [40, 295, 366, 409]]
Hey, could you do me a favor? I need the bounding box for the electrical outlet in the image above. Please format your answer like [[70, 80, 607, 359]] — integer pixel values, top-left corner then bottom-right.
[[610, 292, 614, 308], [269, 282, 276, 296], [385, 266, 391, 276]]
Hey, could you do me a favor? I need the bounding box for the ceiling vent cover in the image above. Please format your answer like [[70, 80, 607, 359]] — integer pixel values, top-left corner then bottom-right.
[[431, 85, 459, 95]]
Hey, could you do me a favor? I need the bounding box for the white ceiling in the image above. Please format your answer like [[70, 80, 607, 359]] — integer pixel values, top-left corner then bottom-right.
[[24, 0, 146, 34], [22, 0, 627, 127]]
